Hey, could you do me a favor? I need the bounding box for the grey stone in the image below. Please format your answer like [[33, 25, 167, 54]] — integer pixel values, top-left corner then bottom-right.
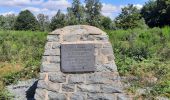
[[101, 84, 122, 93], [80, 34, 95, 41], [87, 93, 117, 100], [7, 79, 38, 100], [107, 55, 115, 61], [52, 43, 60, 49], [48, 91, 67, 100], [47, 35, 59, 42], [63, 34, 81, 42], [39, 73, 46, 80], [101, 48, 113, 55], [77, 84, 100, 93], [86, 73, 118, 84], [62, 84, 75, 92], [44, 49, 60, 56], [103, 43, 112, 48], [35, 88, 46, 100], [94, 35, 109, 41], [68, 74, 85, 84], [156, 96, 169, 100], [45, 42, 52, 50], [48, 73, 66, 83], [70, 92, 86, 100], [49, 56, 60, 63], [117, 94, 131, 100], [40, 63, 60, 72], [37, 80, 60, 92]]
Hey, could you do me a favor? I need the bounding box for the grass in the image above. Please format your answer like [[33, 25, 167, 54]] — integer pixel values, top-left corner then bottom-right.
[[107, 27, 170, 99], [0, 27, 169, 99], [0, 30, 47, 99]]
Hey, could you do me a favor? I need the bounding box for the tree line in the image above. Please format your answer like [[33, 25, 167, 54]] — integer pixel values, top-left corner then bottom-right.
[[0, 0, 170, 31]]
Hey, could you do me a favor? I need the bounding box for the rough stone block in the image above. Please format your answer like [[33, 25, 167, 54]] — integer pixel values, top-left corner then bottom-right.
[[39, 73, 46, 80], [63, 34, 81, 42], [62, 84, 75, 92], [45, 42, 52, 50], [34, 88, 46, 100], [101, 84, 122, 93], [48, 91, 67, 100], [40, 63, 60, 72], [86, 73, 113, 84], [52, 43, 60, 49], [37, 80, 60, 92], [77, 84, 100, 93], [70, 92, 86, 100], [101, 48, 113, 55], [47, 35, 59, 42], [117, 94, 131, 100], [68, 74, 85, 84], [48, 73, 66, 83], [42, 56, 60, 63], [94, 35, 109, 41], [44, 49, 60, 56], [87, 93, 117, 100]]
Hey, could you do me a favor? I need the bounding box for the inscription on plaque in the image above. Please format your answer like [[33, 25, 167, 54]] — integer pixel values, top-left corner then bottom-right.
[[61, 43, 95, 72]]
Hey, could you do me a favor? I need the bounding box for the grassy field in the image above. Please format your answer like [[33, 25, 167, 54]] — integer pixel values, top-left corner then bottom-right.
[[107, 27, 170, 99], [0, 30, 47, 99], [0, 28, 169, 99]]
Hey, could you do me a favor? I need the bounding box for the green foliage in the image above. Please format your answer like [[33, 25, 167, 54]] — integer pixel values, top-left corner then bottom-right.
[[0, 14, 16, 30], [67, 0, 86, 25], [101, 16, 112, 29], [115, 4, 147, 29], [141, 0, 170, 27], [37, 14, 50, 32], [50, 10, 66, 31], [14, 10, 39, 31], [0, 30, 47, 98], [107, 27, 170, 98], [85, 0, 102, 27]]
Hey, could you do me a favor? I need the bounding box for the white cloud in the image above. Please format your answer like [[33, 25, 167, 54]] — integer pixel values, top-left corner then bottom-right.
[[134, 4, 143, 9], [42, 0, 71, 11], [101, 3, 120, 19], [0, 0, 43, 7], [0, 11, 17, 16]]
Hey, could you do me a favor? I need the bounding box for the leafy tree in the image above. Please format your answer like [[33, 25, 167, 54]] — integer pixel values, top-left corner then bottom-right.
[[14, 10, 39, 31], [101, 16, 112, 29], [50, 10, 66, 31], [0, 14, 16, 30], [37, 14, 50, 32], [141, 0, 170, 27], [67, 0, 85, 24], [85, 0, 102, 27], [115, 4, 147, 29]]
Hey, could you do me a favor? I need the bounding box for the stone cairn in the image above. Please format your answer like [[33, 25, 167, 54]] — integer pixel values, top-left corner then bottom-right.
[[35, 25, 130, 100]]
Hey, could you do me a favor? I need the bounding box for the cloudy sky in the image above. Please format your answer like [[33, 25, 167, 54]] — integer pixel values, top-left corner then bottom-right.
[[0, 0, 149, 19]]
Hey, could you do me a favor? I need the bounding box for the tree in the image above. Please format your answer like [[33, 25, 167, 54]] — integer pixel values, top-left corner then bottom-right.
[[37, 14, 50, 32], [115, 4, 147, 29], [50, 10, 66, 31], [0, 14, 16, 30], [85, 0, 102, 27], [101, 16, 112, 29], [14, 10, 39, 31], [67, 0, 85, 24], [141, 0, 170, 27]]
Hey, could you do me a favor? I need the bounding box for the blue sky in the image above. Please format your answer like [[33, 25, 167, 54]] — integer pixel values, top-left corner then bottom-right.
[[0, 0, 149, 19]]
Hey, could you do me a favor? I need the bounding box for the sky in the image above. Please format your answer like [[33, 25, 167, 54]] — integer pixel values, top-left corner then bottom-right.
[[0, 0, 149, 19]]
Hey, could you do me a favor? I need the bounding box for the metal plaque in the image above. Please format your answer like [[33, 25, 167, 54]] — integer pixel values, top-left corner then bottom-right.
[[61, 43, 95, 73]]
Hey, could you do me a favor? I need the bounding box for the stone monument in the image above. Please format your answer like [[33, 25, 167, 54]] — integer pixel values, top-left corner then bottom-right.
[[35, 25, 129, 100]]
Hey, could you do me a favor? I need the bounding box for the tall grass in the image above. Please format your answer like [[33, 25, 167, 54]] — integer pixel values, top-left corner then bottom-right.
[[0, 30, 47, 99], [107, 27, 170, 98]]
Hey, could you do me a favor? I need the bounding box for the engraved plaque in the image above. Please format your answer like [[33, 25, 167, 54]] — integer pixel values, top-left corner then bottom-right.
[[61, 43, 95, 72]]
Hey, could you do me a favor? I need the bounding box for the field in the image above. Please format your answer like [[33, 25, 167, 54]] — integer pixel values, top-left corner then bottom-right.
[[0, 28, 170, 99]]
